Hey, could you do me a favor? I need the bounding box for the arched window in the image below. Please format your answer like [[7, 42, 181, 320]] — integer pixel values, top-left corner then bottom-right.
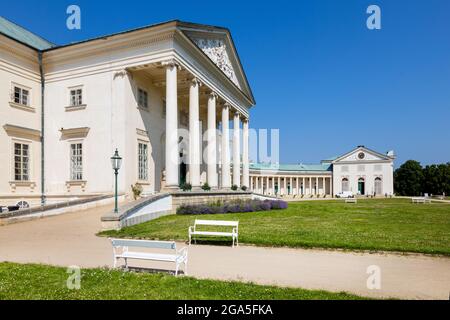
[[342, 178, 349, 192], [374, 177, 382, 195]]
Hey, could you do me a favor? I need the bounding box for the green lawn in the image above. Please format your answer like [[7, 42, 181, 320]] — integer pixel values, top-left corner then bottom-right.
[[0, 263, 364, 300], [101, 199, 450, 255]]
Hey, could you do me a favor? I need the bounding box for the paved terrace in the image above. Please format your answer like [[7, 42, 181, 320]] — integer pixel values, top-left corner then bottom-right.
[[0, 204, 449, 300]]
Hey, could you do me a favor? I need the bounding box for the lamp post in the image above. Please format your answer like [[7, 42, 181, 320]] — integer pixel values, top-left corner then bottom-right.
[[111, 149, 122, 213]]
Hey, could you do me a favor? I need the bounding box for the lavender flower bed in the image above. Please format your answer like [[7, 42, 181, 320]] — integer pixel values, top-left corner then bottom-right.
[[177, 199, 288, 215]]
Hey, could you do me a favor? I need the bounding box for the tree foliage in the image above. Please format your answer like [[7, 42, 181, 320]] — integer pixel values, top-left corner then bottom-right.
[[394, 160, 450, 196]]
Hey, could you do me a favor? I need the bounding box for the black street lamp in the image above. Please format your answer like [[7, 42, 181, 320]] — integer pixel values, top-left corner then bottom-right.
[[111, 149, 122, 213]]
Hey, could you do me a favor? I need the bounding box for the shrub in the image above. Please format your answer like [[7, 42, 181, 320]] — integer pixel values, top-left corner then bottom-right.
[[202, 183, 211, 191], [176, 199, 288, 215], [231, 185, 238, 191], [241, 185, 248, 191], [131, 183, 143, 200], [180, 183, 192, 192]]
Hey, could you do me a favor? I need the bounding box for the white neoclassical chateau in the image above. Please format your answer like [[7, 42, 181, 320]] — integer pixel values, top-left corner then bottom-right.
[[0, 17, 255, 206], [249, 146, 396, 198], [0, 16, 395, 208]]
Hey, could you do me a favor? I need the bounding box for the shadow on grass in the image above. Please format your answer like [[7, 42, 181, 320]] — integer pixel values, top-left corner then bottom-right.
[[118, 265, 186, 276], [189, 238, 236, 247]]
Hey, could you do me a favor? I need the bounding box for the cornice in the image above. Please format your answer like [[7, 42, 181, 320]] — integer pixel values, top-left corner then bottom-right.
[[3, 124, 41, 141], [0, 35, 39, 63], [43, 29, 176, 67], [59, 127, 90, 140]]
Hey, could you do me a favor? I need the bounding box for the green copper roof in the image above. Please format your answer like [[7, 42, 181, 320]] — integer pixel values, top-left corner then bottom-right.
[[250, 163, 332, 172], [0, 16, 54, 50]]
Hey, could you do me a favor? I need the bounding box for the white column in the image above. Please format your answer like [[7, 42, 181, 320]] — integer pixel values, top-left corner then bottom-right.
[[164, 61, 179, 189], [242, 118, 249, 188], [221, 104, 231, 189], [189, 78, 201, 189], [272, 177, 275, 195], [309, 177, 312, 195], [233, 112, 241, 187], [207, 92, 218, 188], [302, 177, 305, 195], [255, 177, 259, 193], [290, 177, 293, 195], [316, 177, 319, 195], [330, 176, 334, 198], [277, 176, 281, 196]]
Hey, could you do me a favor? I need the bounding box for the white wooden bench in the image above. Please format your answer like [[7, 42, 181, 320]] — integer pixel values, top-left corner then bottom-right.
[[345, 198, 358, 203], [189, 220, 239, 247], [412, 197, 431, 204], [110, 239, 188, 276]]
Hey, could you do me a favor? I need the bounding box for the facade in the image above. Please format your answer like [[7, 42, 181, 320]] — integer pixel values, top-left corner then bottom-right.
[[250, 146, 395, 197], [0, 17, 255, 206]]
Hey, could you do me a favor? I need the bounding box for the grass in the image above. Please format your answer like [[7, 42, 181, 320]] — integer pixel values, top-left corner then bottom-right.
[[100, 199, 450, 255], [0, 262, 365, 300]]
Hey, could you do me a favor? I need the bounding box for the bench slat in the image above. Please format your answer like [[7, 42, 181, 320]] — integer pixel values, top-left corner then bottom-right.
[[191, 231, 234, 236], [111, 239, 176, 250], [118, 251, 177, 262], [195, 219, 239, 227]]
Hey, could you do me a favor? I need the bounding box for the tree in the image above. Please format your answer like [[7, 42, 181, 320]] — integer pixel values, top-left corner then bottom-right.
[[423, 163, 450, 195], [394, 160, 424, 196]]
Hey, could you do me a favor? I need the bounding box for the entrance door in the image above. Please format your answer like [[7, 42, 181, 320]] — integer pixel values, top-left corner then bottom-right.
[[358, 178, 365, 195]]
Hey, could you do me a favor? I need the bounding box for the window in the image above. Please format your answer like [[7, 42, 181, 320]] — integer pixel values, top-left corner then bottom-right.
[[14, 143, 30, 181], [138, 88, 148, 109], [70, 88, 83, 107], [70, 143, 83, 181], [342, 178, 349, 192], [13, 86, 29, 106], [138, 142, 148, 181], [374, 177, 383, 195]]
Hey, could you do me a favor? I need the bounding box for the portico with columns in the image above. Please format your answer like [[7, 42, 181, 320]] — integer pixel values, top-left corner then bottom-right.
[[149, 63, 251, 193], [115, 21, 256, 194]]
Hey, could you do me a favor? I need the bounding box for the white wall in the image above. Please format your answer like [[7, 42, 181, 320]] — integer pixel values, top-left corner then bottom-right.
[[0, 37, 42, 202], [333, 161, 394, 196]]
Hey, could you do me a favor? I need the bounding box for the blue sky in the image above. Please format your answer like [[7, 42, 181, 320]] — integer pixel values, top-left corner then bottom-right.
[[3, 0, 449, 166]]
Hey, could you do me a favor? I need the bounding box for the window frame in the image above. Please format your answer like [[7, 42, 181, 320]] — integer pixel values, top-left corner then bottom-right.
[[68, 85, 85, 108], [137, 88, 149, 110], [12, 140, 31, 182], [137, 141, 149, 182], [69, 141, 84, 181], [11, 83, 32, 107]]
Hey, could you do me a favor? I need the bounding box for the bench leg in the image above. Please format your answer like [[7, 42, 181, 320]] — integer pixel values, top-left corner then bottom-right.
[[184, 259, 188, 276], [124, 258, 128, 271], [175, 262, 179, 277]]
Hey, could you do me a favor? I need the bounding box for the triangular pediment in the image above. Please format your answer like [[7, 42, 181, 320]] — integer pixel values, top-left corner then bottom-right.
[[178, 23, 254, 104], [333, 146, 393, 163]]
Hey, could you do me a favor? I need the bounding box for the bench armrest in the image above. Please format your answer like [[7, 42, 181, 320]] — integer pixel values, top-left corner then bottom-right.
[[177, 246, 188, 261]]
